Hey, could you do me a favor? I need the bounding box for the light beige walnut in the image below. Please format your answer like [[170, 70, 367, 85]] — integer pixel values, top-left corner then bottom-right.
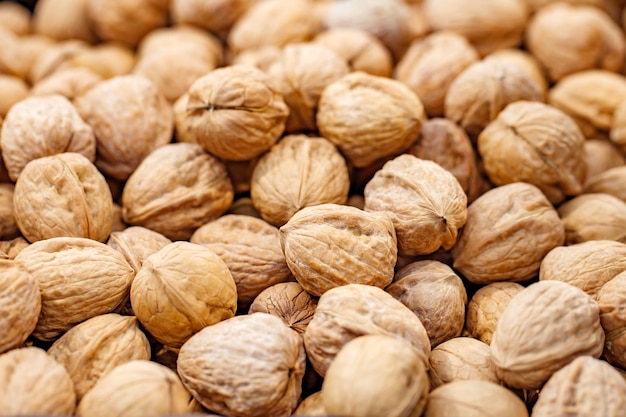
[[122, 143, 234, 240], [293, 392, 326, 416], [191, 215, 292, 306], [7, 34, 54, 82], [0, 347, 76, 416], [452, 182, 564, 284], [58, 43, 136, 80], [107, 226, 171, 274], [137, 25, 223, 62], [584, 166, 626, 202], [424, 380, 528, 417], [0, 2, 30, 36], [29, 40, 90, 84], [171, 0, 255, 37], [395, 31, 479, 117], [558, 193, 626, 244], [249, 282, 317, 335], [485, 49, 548, 99], [0, 260, 40, 354], [177, 313, 306, 417], [15, 237, 135, 341], [48, 314, 151, 401], [584, 139, 626, 181], [0, 237, 29, 259], [429, 337, 499, 388], [130, 241, 237, 348], [183, 65, 289, 161], [465, 282, 525, 345], [364, 154, 467, 256], [387, 260, 467, 347], [532, 356, 626, 417], [0, 183, 18, 240], [304, 284, 431, 376], [598, 272, 626, 368], [0, 75, 28, 118], [33, 0, 96, 42], [75, 75, 173, 180], [313, 28, 393, 77], [1, 95, 96, 182], [231, 46, 283, 72], [250, 135, 350, 226], [526, 3, 625, 82], [322, 335, 429, 417], [317, 72, 425, 168], [491, 281, 604, 389], [77, 360, 192, 417], [31, 67, 103, 102], [280, 204, 397, 297]]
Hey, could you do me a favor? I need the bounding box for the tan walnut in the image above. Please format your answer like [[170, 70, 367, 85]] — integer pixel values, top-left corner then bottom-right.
[[249, 282, 317, 335], [171, 0, 254, 37], [558, 193, 626, 244], [584, 140, 626, 186], [30, 67, 103, 102], [598, 272, 626, 369], [0, 74, 28, 118], [584, 166, 626, 202], [106, 226, 172, 274]]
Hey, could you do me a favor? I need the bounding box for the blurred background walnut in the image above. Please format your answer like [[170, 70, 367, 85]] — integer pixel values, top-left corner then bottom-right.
[[33, 0, 96, 42], [598, 272, 626, 369], [0, 184, 19, 240], [30, 67, 102, 101], [558, 193, 626, 244], [0, 75, 28, 119], [171, 0, 255, 39]]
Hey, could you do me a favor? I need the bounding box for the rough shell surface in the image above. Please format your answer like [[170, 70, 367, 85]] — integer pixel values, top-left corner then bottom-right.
[[107, 226, 172, 274], [598, 272, 626, 368], [0, 183, 18, 240], [249, 282, 317, 335], [558, 193, 626, 244], [429, 337, 499, 388]]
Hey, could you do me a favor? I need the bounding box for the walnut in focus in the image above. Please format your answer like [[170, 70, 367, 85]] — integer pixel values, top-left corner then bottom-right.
[[249, 282, 317, 335], [0, 75, 28, 118], [107, 226, 171, 274], [558, 193, 626, 244], [0, 184, 18, 240], [0, 2, 30, 36], [171, 0, 255, 38], [30, 67, 103, 102], [583, 139, 626, 181], [33, 0, 96, 42], [584, 166, 626, 202]]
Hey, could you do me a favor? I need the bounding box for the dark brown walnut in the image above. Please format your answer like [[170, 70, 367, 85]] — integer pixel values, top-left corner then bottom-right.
[[75, 75, 173, 181], [107, 226, 171, 274], [444, 59, 542, 139], [429, 337, 499, 388], [1, 95, 96, 181], [0, 237, 28, 259], [0, 260, 40, 354], [122, 143, 234, 241], [249, 282, 317, 335], [532, 356, 626, 417], [33, 0, 96, 42], [598, 272, 626, 368], [558, 193, 626, 244], [317, 72, 425, 168], [387, 260, 468, 347], [465, 282, 525, 345], [280, 204, 397, 297], [250, 135, 350, 226], [28, 40, 90, 84], [0, 347, 76, 416], [304, 284, 431, 376], [0, 75, 28, 118], [30, 67, 103, 102], [395, 31, 479, 117], [478, 101, 587, 204], [526, 3, 625, 82], [490, 281, 605, 390], [178, 313, 306, 417], [452, 182, 564, 284], [171, 0, 254, 38], [13, 153, 113, 243], [584, 139, 626, 181], [584, 166, 626, 202], [191, 215, 292, 306], [231, 46, 283, 72], [15, 237, 135, 341], [485, 49, 549, 99], [48, 313, 151, 401], [183, 65, 289, 161], [364, 154, 467, 256], [0, 183, 18, 240], [313, 28, 393, 77], [0, 2, 30, 36]]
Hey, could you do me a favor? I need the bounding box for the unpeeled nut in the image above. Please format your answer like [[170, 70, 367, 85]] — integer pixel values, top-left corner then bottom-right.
[[249, 282, 317, 335], [171, 0, 254, 37], [30, 67, 103, 102], [584, 166, 626, 202], [107, 226, 172, 274], [597, 272, 626, 368], [558, 193, 626, 244], [33, 0, 96, 42]]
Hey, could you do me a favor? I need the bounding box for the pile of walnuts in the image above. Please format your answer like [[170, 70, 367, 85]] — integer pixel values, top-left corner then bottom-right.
[[2, 0, 626, 416]]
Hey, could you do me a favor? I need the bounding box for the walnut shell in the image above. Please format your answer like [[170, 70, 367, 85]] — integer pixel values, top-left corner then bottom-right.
[[30, 67, 103, 102], [611, 99, 626, 152], [583, 138, 626, 181], [490, 281, 605, 389], [452, 182, 565, 284], [584, 166, 626, 202], [13, 152, 113, 243], [171, 0, 254, 37], [33, 0, 96, 42], [0, 74, 28, 118], [485, 49, 548, 99], [0, 183, 18, 240], [293, 392, 326, 416], [303, 284, 431, 376], [227, 197, 262, 218], [130, 241, 237, 348], [317, 72, 425, 168], [48, 313, 151, 400], [107, 226, 171, 274], [249, 282, 317, 335], [15, 237, 135, 341], [280, 204, 397, 297], [8, 34, 54, 82], [29, 40, 90, 84], [121, 143, 234, 240], [0, 2, 30, 36], [57, 43, 136, 80], [364, 154, 468, 256], [598, 272, 626, 368], [177, 313, 306, 417], [429, 337, 499, 388], [0, 347, 76, 416], [1, 94, 96, 181], [250, 135, 350, 226], [230, 46, 283, 72], [137, 25, 223, 62], [558, 193, 626, 244], [0, 236, 29, 259]]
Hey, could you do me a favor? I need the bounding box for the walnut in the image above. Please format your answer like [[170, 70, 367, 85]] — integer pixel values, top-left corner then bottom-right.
[[0, 183, 18, 240], [364, 154, 467, 256], [395, 31, 479, 117], [317, 71, 425, 168], [224, 159, 258, 194], [610, 98, 626, 152], [29, 40, 90, 84], [465, 282, 525, 345], [183, 65, 289, 161], [0, 75, 28, 118], [0, 2, 30, 36], [279, 204, 397, 297], [33, 0, 96, 42], [1, 95, 96, 182], [15, 237, 135, 341], [75, 75, 173, 181], [485, 49, 548, 99], [293, 392, 326, 416], [598, 272, 626, 368], [0, 347, 76, 416], [137, 25, 223, 62], [177, 313, 306, 417], [524, 0, 612, 12], [30, 67, 103, 102], [59, 43, 136, 80], [249, 282, 317, 335], [303, 284, 431, 376], [452, 182, 565, 284], [107, 226, 171, 274], [322, 335, 429, 417], [250, 135, 350, 226], [171, 0, 255, 37], [558, 193, 626, 244], [227, 197, 262, 218], [48, 313, 151, 400], [130, 241, 237, 348], [387, 260, 468, 347], [8, 34, 54, 82], [584, 166, 626, 202], [526, 3, 625, 82], [230, 46, 282, 72], [429, 337, 499, 388], [583, 139, 626, 181], [110, 203, 126, 233], [490, 281, 605, 389], [0, 236, 29, 259]]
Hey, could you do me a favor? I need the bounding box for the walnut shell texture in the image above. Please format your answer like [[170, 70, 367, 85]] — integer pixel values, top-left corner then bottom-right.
[[598, 272, 626, 368], [558, 193, 626, 244], [107, 226, 172, 274], [30, 67, 103, 102], [249, 282, 317, 335], [584, 166, 626, 202]]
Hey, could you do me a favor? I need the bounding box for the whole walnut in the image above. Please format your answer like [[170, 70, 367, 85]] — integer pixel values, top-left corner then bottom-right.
[[0, 75, 28, 118], [33, 0, 96, 42], [61, 43, 136, 80], [485, 49, 549, 99], [317, 72, 425, 168], [584, 166, 626, 202], [0, 184, 18, 240], [137, 25, 223, 61], [598, 272, 626, 368], [1, 94, 96, 181], [526, 3, 625, 82], [584, 139, 626, 181], [429, 337, 499, 388], [0, 2, 30, 36], [250, 135, 350, 226], [171, 0, 254, 37], [249, 282, 317, 335], [364, 154, 467, 256], [30, 67, 103, 102], [122, 143, 234, 240], [177, 313, 306, 417], [293, 392, 326, 416], [558, 193, 626, 244], [8, 34, 54, 82], [28, 40, 90, 84], [13, 153, 113, 243], [231, 46, 282, 72], [452, 182, 565, 284], [107, 226, 171, 274]]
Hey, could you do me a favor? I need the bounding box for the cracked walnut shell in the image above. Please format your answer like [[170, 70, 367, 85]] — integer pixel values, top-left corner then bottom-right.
[[249, 282, 317, 335]]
